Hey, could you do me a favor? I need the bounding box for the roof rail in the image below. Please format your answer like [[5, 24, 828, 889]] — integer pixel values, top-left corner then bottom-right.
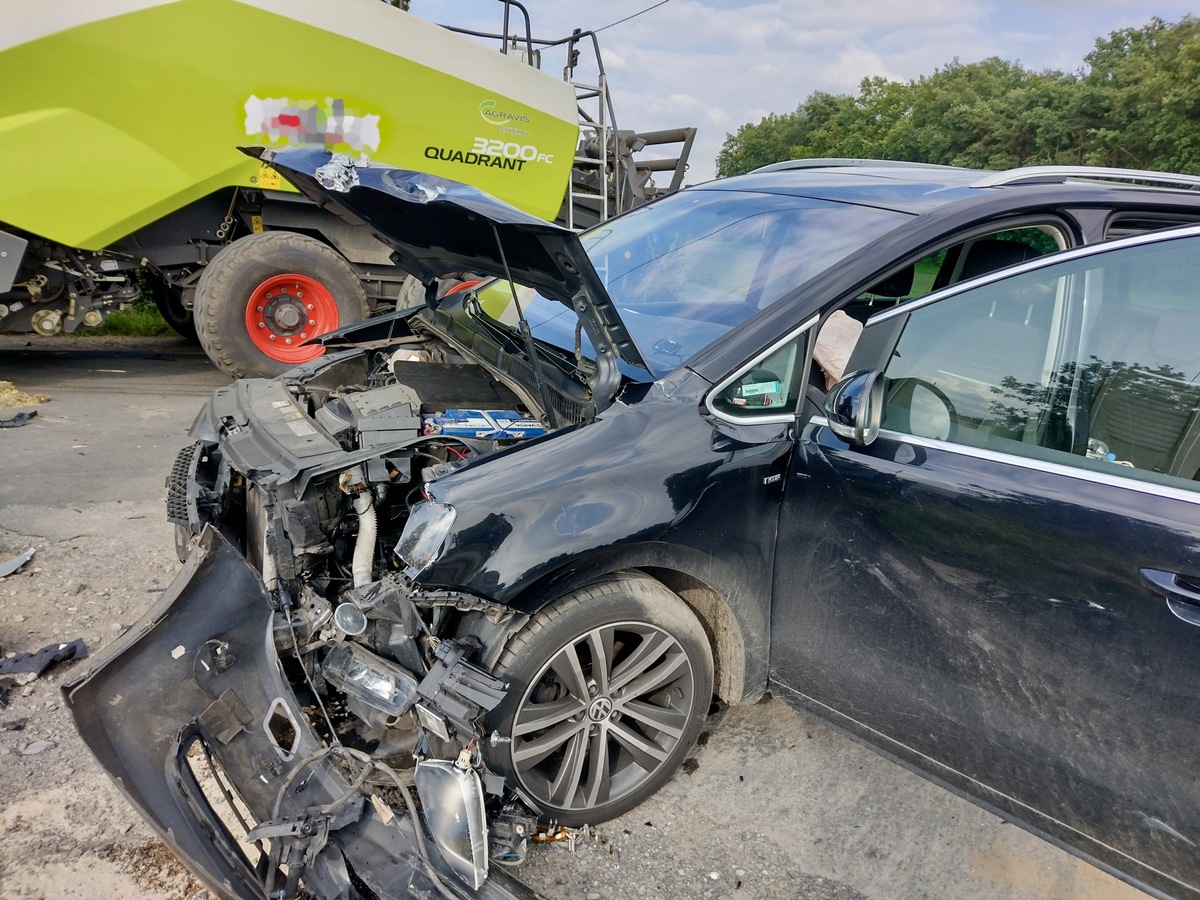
[[751, 158, 963, 174], [975, 166, 1200, 191]]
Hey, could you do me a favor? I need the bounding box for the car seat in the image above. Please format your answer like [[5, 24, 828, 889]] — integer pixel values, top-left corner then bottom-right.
[[1088, 309, 1200, 477]]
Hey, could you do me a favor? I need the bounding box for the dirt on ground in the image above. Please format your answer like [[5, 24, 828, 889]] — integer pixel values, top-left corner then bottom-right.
[[0, 519, 205, 899]]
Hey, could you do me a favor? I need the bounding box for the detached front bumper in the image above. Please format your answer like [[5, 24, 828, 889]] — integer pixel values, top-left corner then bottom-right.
[[63, 527, 538, 900]]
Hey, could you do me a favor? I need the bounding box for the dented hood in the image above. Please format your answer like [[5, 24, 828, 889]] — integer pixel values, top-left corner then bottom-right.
[[246, 146, 649, 374]]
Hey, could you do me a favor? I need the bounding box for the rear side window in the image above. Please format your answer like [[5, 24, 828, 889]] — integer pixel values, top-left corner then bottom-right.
[[1106, 214, 1200, 239]]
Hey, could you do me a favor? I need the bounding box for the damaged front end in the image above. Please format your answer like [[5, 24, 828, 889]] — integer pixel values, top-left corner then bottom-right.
[[66, 257, 579, 897], [64, 526, 541, 900], [65, 149, 647, 899], [67, 342, 564, 898]]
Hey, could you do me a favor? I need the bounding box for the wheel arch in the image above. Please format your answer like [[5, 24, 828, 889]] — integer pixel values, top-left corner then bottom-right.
[[259, 197, 396, 267], [641, 566, 752, 705], [462, 543, 768, 706]]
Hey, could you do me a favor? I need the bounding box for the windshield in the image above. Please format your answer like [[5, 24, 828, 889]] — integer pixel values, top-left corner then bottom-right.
[[466, 188, 908, 380], [572, 189, 904, 377]]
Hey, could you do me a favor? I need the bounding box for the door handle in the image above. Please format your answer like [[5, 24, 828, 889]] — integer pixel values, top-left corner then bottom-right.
[[1140, 567, 1200, 627]]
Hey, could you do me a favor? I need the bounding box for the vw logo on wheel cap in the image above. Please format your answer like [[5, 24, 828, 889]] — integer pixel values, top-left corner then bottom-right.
[[588, 697, 613, 722]]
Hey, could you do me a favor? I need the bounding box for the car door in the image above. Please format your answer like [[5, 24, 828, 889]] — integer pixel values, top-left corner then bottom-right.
[[771, 230, 1200, 898]]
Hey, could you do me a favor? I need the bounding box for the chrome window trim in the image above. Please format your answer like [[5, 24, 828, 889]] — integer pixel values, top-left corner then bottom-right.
[[704, 314, 820, 426], [808, 416, 1200, 506]]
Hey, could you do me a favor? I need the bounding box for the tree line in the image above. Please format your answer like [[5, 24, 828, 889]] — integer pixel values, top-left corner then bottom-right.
[[716, 17, 1200, 177]]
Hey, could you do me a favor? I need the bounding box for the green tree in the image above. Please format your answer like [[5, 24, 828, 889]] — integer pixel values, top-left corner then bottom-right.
[[716, 16, 1200, 177], [716, 92, 855, 176], [1078, 16, 1200, 173], [903, 58, 1078, 168]]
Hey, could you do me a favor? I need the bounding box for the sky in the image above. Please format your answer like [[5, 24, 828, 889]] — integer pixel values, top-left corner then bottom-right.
[[429, 0, 1196, 183]]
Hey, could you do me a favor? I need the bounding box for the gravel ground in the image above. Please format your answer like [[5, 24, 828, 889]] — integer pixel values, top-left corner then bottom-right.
[[0, 335, 1150, 900]]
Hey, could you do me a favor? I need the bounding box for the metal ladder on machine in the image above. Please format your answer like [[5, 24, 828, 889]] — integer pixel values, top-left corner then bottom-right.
[[442, 4, 696, 230], [567, 62, 614, 230], [564, 74, 699, 230], [561, 28, 697, 231]]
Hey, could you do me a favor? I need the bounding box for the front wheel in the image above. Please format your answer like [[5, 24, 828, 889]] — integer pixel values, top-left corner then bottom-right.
[[488, 574, 714, 826], [193, 232, 369, 379]]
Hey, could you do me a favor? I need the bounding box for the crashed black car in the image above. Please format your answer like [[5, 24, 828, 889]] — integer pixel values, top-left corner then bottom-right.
[[66, 148, 1200, 899]]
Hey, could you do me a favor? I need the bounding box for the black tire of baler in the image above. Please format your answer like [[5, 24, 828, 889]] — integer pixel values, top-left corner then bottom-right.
[[193, 231, 369, 379], [150, 277, 198, 343]]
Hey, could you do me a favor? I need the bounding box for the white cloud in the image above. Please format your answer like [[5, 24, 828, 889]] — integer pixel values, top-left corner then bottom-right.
[[432, 0, 1194, 182]]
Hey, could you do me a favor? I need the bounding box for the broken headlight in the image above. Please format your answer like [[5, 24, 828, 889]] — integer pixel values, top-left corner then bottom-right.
[[321, 642, 418, 721], [395, 500, 457, 575]]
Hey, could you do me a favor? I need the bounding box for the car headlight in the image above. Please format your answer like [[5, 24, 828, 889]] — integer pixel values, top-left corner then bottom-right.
[[321, 642, 418, 719], [394, 500, 457, 575]]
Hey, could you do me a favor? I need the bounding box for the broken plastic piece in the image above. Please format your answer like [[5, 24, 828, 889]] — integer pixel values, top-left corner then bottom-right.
[[0, 638, 87, 676], [0, 547, 35, 577], [0, 410, 36, 428], [414, 638, 507, 737], [415, 759, 489, 889], [313, 152, 366, 192]]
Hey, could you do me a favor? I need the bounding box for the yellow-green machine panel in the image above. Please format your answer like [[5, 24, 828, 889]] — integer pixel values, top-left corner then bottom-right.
[[0, 0, 580, 249]]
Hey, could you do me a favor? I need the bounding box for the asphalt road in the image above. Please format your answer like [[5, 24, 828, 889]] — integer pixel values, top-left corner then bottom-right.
[[0, 335, 1150, 900]]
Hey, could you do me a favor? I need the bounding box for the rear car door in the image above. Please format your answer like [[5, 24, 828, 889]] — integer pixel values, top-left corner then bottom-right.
[[772, 230, 1200, 898]]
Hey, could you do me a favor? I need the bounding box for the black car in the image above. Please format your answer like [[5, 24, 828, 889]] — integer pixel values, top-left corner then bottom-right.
[[66, 149, 1200, 899]]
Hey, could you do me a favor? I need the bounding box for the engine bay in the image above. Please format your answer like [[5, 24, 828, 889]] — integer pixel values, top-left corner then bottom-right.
[[166, 328, 570, 888]]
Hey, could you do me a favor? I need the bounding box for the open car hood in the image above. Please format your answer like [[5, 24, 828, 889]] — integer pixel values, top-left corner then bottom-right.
[[246, 146, 649, 375]]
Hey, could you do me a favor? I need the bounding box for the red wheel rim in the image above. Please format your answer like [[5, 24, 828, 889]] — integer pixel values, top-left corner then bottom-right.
[[244, 273, 338, 363]]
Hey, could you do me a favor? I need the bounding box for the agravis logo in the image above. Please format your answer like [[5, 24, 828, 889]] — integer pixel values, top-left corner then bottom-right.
[[479, 99, 530, 126]]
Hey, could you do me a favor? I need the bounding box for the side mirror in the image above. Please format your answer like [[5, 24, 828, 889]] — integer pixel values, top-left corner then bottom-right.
[[824, 369, 884, 446]]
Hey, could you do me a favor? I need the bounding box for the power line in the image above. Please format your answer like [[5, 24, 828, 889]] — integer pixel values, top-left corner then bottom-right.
[[594, 0, 670, 34]]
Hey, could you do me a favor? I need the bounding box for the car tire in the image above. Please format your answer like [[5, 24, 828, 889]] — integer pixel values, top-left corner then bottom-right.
[[488, 573, 714, 826], [193, 232, 369, 379]]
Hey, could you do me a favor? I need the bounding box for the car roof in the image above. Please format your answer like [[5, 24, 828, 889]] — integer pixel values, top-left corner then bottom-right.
[[688, 160, 1200, 216]]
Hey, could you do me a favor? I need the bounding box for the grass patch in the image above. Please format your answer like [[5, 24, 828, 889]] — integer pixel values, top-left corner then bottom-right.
[[70, 293, 174, 337]]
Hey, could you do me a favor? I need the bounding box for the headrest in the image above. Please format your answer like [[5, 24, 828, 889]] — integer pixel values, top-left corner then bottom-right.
[[1151, 309, 1200, 363], [959, 239, 1039, 281], [865, 264, 914, 297]]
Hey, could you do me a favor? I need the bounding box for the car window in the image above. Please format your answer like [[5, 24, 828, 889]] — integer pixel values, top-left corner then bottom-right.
[[709, 330, 810, 420], [813, 225, 1068, 387], [842, 226, 1067, 326], [463, 190, 906, 380], [879, 231, 1200, 494], [1106, 213, 1200, 239], [581, 190, 905, 377]]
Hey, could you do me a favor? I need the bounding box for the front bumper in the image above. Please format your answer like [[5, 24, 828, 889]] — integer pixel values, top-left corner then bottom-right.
[[63, 527, 538, 900]]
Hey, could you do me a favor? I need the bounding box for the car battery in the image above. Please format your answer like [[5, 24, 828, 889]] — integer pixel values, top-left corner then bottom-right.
[[423, 409, 546, 439]]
